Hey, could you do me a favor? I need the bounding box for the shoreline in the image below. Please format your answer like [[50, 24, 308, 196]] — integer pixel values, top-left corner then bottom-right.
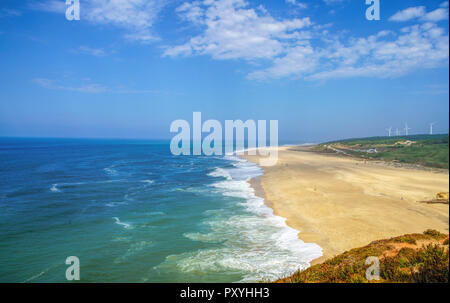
[[249, 176, 272, 209], [247, 170, 327, 266], [241, 145, 449, 266]]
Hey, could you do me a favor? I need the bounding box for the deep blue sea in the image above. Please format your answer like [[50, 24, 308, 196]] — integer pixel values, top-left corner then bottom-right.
[[0, 138, 322, 282]]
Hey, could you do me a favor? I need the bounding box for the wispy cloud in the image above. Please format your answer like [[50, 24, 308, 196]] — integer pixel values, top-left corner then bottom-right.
[[85, 0, 167, 43], [307, 24, 448, 80], [28, 1, 449, 83], [0, 8, 22, 18], [33, 78, 108, 93], [28, 0, 66, 13], [422, 7, 449, 22], [252, 23, 448, 80], [285, 0, 307, 9], [323, 0, 345, 5], [389, 6, 426, 22], [408, 83, 449, 95], [163, 0, 311, 59], [32, 77, 178, 95], [71, 46, 107, 57], [389, 4, 449, 22], [165, 0, 448, 81], [30, 0, 169, 43]]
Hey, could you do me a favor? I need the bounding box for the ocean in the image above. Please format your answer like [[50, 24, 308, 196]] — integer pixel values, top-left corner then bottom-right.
[[0, 138, 322, 282]]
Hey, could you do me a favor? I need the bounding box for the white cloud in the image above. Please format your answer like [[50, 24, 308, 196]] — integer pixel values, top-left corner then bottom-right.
[[72, 46, 107, 57], [28, 0, 66, 13], [0, 8, 22, 18], [421, 8, 449, 22], [29, 1, 449, 82], [248, 44, 316, 79], [389, 5, 448, 22], [323, 0, 344, 5], [176, 1, 205, 23], [30, 0, 168, 43], [32, 77, 173, 94], [285, 0, 307, 9], [307, 23, 449, 80], [85, 0, 167, 42], [33, 78, 108, 93], [389, 6, 426, 22], [166, 0, 449, 81], [255, 22, 449, 81], [163, 0, 311, 60]]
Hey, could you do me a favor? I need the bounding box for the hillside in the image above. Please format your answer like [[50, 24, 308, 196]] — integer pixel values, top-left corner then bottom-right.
[[314, 134, 449, 169], [277, 230, 449, 283]]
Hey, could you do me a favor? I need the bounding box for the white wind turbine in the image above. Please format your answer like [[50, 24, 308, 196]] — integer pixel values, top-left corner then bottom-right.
[[396, 128, 400, 136], [385, 127, 393, 137], [404, 123, 411, 136], [430, 122, 437, 135]]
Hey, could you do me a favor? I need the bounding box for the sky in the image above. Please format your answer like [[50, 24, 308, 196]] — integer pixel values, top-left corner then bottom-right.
[[0, 0, 448, 142]]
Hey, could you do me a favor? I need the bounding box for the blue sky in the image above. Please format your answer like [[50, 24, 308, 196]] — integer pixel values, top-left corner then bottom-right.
[[0, 0, 448, 142]]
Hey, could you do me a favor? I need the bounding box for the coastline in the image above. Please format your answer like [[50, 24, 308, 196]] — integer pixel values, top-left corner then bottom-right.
[[249, 176, 272, 209], [204, 154, 323, 281], [241, 145, 449, 266], [248, 175, 327, 265]]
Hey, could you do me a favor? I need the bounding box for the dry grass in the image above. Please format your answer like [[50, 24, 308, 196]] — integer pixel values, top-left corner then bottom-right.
[[276, 230, 449, 283]]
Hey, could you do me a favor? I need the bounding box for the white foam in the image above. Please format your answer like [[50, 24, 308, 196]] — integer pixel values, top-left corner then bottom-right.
[[210, 180, 253, 199], [112, 217, 131, 229], [104, 166, 118, 176], [163, 207, 322, 281], [207, 167, 232, 180], [50, 184, 60, 192], [124, 194, 134, 202], [141, 180, 154, 185], [159, 155, 323, 282], [105, 202, 128, 208], [183, 232, 223, 243], [50, 180, 121, 193], [23, 264, 59, 283]]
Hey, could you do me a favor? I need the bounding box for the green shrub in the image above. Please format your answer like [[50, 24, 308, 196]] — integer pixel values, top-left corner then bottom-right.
[[395, 237, 417, 245], [423, 229, 444, 238], [411, 245, 449, 283], [277, 232, 449, 283]]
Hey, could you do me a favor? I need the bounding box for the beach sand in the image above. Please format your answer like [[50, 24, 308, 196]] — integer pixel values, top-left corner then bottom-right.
[[243, 146, 449, 265]]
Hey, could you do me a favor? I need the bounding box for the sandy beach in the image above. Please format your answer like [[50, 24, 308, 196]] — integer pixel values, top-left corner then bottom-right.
[[243, 146, 449, 265]]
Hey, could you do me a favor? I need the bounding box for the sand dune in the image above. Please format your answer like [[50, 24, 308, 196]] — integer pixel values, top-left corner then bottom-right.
[[243, 146, 449, 264]]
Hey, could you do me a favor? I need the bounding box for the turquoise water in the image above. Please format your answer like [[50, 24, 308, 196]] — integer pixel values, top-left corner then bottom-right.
[[0, 138, 322, 282]]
